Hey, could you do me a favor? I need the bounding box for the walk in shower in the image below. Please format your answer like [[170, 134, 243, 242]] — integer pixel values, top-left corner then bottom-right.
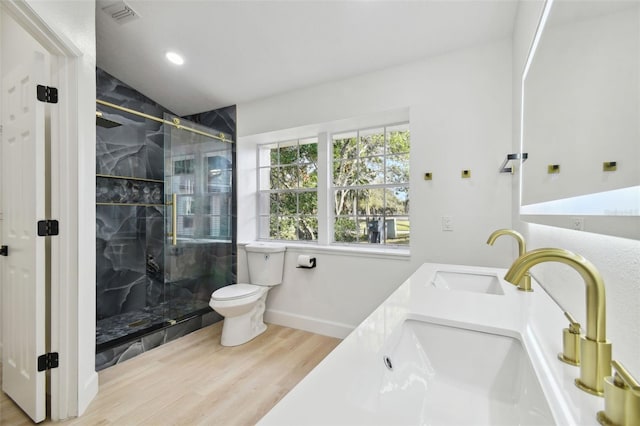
[[95, 75, 236, 369]]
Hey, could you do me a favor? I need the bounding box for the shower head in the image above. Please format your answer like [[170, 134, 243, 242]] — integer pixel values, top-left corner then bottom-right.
[[96, 111, 122, 128]]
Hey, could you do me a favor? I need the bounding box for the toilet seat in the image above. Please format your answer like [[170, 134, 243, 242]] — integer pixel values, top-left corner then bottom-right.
[[211, 283, 261, 301]]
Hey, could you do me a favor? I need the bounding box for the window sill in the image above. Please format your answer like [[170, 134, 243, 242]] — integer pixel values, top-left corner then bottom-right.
[[239, 241, 410, 260]]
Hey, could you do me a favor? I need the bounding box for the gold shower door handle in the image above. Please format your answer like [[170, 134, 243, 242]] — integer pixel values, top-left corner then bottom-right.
[[167, 193, 177, 246]]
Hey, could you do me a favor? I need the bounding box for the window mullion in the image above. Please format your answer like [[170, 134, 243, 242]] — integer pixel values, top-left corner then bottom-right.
[[317, 132, 330, 245]]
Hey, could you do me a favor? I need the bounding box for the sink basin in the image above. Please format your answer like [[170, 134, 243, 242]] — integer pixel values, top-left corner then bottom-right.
[[431, 270, 504, 295], [379, 320, 554, 425]]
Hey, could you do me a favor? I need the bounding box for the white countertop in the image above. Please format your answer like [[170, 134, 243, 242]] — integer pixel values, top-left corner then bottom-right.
[[258, 263, 605, 426]]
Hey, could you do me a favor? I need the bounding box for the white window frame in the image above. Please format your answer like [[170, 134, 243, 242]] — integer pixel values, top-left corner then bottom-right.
[[257, 137, 319, 241], [256, 122, 410, 250], [330, 123, 410, 247]]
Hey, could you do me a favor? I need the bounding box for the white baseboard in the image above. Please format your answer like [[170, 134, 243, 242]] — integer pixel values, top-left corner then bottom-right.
[[264, 309, 354, 339]]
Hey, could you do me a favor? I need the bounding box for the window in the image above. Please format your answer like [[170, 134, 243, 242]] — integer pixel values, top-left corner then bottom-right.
[[171, 148, 232, 241], [258, 138, 318, 241], [332, 124, 410, 245], [173, 154, 196, 237], [205, 152, 233, 239], [257, 122, 410, 248]]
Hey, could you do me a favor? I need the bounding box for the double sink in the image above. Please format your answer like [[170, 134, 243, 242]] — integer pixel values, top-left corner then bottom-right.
[[259, 263, 604, 425]]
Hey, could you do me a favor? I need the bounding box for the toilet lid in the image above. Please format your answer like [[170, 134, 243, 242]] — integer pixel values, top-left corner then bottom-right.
[[212, 284, 261, 301]]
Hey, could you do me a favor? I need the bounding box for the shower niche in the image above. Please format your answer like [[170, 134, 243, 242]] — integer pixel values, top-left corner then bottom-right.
[[95, 68, 236, 370]]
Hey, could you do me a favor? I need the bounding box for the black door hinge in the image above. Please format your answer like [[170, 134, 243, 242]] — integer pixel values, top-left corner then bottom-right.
[[0, 245, 7, 256], [37, 352, 59, 372], [36, 85, 58, 104], [37, 220, 59, 236]]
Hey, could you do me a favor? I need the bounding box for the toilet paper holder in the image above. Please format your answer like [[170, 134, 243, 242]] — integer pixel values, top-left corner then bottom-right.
[[296, 256, 317, 269]]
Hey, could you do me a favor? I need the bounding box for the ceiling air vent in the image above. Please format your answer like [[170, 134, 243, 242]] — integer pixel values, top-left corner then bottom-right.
[[101, 0, 140, 25]]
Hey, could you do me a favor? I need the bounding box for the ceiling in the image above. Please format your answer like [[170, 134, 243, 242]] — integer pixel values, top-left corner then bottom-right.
[[96, 0, 519, 116]]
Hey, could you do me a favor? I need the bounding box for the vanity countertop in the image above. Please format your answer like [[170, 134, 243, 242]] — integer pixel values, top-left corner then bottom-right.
[[258, 263, 604, 425]]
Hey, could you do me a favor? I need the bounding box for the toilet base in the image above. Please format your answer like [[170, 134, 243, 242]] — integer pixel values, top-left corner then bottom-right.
[[221, 317, 267, 346], [219, 293, 268, 346]]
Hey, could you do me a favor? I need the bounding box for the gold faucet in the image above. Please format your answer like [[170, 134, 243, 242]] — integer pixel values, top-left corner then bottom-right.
[[597, 360, 640, 426], [559, 311, 581, 366], [486, 229, 532, 291], [504, 248, 612, 396]]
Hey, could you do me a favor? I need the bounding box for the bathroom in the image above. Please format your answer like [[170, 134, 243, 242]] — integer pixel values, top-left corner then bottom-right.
[[0, 0, 638, 424]]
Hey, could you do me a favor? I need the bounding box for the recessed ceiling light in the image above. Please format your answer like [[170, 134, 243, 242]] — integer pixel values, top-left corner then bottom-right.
[[165, 51, 184, 65]]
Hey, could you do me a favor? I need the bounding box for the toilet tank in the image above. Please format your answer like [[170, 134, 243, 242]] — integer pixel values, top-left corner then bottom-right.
[[245, 243, 286, 286]]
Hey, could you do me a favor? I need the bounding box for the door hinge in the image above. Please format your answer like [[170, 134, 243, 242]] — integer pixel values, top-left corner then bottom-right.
[[36, 85, 58, 104], [37, 220, 59, 236], [37, 352, 59, 372], [0, 245, 7, 256]]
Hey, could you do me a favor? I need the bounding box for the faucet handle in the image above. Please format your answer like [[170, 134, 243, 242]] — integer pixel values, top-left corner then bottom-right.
[[558, 311, 581, 366], [564, 311, 581, 333], [611, 361, 640, 392], [597, 361, 640, 426]]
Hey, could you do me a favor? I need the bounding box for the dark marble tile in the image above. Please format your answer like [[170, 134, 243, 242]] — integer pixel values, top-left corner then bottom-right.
[[145, 127, 165, 181], [96, 339, 143, 371], [96, 68, 172, 181], [96, 68, 236, 369], [97, 68, 174, 117], [201, 311, 223, 328], [95, 310, 219, 371], [96, 176, 163, 204], [96, 111, 148, 178], [184, 105, 237, 142]]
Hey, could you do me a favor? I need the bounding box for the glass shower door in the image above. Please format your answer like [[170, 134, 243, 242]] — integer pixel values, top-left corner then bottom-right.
[[163, 114, 234, 322]]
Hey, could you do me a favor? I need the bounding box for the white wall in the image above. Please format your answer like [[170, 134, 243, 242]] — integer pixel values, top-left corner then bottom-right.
[[237, 38, 514, 337], [513, 1, 640, 375]]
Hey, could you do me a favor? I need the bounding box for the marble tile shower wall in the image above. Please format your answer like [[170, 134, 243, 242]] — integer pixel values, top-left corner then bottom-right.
[[96, 68, 165, 180], [96, 68, 237, 369]]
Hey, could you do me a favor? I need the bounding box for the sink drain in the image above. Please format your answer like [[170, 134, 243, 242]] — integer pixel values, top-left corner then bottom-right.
[[383, 355, 393, 371]]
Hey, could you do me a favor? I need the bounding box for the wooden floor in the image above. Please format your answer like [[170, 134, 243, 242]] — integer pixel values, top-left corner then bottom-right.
[[0, 322, 341, 425]]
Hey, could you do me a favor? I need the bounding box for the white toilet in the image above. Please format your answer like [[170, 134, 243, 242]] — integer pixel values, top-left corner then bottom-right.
[[209, 243, 286, 346]]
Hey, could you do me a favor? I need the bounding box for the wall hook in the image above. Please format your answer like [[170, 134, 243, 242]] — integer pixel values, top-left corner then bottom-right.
[[499, 153, 528, 173]]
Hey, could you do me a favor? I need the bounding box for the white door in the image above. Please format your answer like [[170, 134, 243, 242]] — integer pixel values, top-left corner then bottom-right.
[[0, 51, 47, 423]]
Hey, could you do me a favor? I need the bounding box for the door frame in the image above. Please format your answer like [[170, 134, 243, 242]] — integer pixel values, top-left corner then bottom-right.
[[1, 0, 96, 420]]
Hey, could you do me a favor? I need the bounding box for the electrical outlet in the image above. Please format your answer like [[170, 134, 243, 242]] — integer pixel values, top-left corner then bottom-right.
[[442, 216, 453, 231], [571, 217, 584, 231]]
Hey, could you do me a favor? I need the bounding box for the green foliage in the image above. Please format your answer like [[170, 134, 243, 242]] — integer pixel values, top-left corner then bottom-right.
[[265, 127, 410, 244], [334, 217, 357, 242], [333, 129, 410, 218], [388, 129, 410, 154], [268, 142, 318, 240]]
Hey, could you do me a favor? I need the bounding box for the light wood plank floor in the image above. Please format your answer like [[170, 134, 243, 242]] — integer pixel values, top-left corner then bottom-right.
[[0, 322, 341, 425]]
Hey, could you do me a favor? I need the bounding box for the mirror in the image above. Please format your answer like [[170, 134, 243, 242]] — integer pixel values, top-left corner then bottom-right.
[[521, 0, 640, 239]]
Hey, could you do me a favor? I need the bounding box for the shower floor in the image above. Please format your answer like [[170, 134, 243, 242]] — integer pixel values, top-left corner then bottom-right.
[[96, 298, 211, 351]]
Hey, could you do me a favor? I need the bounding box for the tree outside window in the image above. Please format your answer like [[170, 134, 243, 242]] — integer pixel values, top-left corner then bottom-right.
[[258, 138, 318, 241], [257, 122, 409, 247], [333, 124, 410, 246]]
